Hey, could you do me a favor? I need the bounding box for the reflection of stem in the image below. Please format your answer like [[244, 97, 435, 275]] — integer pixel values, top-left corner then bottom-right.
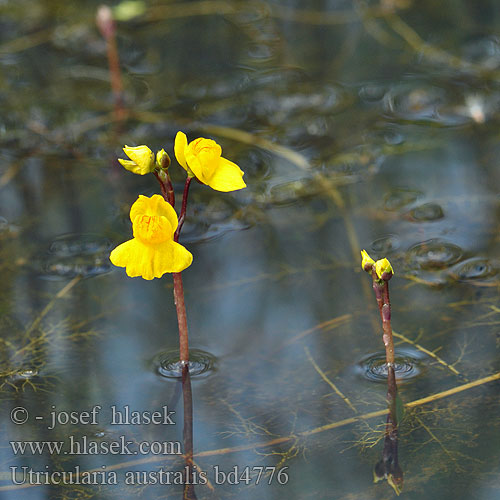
[[182, 364, 198, 499], [374, 365, 403, 495]]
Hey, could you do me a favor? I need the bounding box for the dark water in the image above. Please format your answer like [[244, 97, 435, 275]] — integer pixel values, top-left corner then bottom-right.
[[1, 1, 500, 499]]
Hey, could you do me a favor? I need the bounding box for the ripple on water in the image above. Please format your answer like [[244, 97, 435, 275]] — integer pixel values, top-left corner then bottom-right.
[[37, 233, 113, 279], [449, 257, 499, 282], [180, 197, 250, 243], [355, 349, 426, 383], [405, 202, 444, 222], [384, 188, 423, 211], [370, 234, 400, 254], [153, 349, 217, 379], [407, 239, 463, 270], [383, 83, 472, 126]]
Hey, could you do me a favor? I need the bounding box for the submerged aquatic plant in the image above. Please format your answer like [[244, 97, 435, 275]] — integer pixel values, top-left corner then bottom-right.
[[111, 134, 246, 364]]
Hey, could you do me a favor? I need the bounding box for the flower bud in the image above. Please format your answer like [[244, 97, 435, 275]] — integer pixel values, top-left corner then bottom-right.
[[375, 258, 394, 280], [156, 149, 171, 170], [361, 249, 375, 272], [118, 145, 155, 175]]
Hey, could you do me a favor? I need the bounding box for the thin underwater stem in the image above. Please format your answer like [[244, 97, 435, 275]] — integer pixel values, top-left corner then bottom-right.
[[173, 272, 190, 364]]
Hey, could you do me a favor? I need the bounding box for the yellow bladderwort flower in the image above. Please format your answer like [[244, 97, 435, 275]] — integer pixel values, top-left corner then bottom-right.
[[361, 249, 376, 272], [118, 145, 156, 175], [110, 194, 192, 280], [375, 258, 394, 280], [174, 131, 246, 192]]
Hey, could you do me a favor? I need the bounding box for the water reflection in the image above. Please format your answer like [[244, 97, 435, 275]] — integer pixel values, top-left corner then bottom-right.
[[373, 366, 403, 495]]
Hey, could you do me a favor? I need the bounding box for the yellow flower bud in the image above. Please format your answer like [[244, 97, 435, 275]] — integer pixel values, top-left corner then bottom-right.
[[118, 145, 155, 175], [361, 249, 375, 272], [156, 149, 171, 170], [375, 258, 394, 280]]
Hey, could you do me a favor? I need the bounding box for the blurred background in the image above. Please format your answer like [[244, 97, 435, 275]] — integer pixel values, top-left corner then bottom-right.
[[1, 0, 500, 498]]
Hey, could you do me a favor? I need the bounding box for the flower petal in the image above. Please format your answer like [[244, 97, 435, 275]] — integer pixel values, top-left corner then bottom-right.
[[110, 238, 192, 279], [206, 157, 246, 192], [110, 239, 155, 279], [153, 240, 193, 275], [174, 131, 188, 170], [118, 159, 143, 175], [121, 145, 155, 174], [129, 194, 178, 232]]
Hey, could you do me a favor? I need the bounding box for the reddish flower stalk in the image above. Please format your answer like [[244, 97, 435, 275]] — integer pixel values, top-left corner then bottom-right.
[[155, 173, 193, 364]]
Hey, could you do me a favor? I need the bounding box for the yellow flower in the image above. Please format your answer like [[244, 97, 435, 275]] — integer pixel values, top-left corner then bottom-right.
[[361, 249, 375, 271], [110, 194, 193, 280], [375, 258, 394, 280], [174, 131, 246, 192], [118, 145, 156, 175]]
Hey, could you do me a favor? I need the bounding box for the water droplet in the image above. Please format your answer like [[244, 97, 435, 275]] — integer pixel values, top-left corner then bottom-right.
[[406, 202, 444, 221], [370, 235, 400, 254], [407, 239, 463, 270], [36, 233, 113, 279], [449, 257, 499, 282], [384, 188, 423, 211], [153, 349, 217, 379], [355, 349, 425, 383]]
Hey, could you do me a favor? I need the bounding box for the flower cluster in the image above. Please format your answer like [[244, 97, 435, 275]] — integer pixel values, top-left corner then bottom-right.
[[360, 250, 394, 280], [110, 132, 246, 280]]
